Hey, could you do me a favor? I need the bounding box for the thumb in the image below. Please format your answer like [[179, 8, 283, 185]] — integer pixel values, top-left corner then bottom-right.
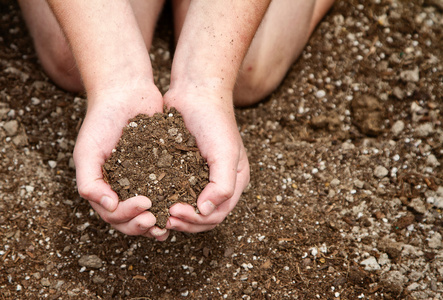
[[197, 152, 238, 216], [73, 141, 119, 212]]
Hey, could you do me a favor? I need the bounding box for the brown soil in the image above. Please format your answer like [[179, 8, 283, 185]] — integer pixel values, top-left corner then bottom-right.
[[1, 1, 442, 299], [103, 108, 208, 228]]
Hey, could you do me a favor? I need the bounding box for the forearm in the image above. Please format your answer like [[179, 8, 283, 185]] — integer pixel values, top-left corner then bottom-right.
[[169, 0, 271, 95], [46, 0, 153, 95]]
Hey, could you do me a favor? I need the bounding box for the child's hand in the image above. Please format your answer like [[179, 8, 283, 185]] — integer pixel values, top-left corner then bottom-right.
[[164, 88, 250, 232], [73, 85, 169, 240]]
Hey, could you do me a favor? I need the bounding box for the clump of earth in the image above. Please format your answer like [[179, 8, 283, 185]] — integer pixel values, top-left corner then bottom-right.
[[103, 108, 209, 228]]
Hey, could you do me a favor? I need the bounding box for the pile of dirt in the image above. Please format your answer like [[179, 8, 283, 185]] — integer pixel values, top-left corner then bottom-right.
[[103, 108, 208, 228]]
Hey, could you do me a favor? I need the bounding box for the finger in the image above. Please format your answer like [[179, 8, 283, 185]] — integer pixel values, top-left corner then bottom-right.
[[169, 154, 250, 227], [111, 211, 157, 236], [168, 169, 244, 225], [89, 195, 152, 224], [148, 227, 170, 241], [169, 203, 225, 225], [197, 147, 239, 216], [74, 138, 119, 212], [198, 145, 250, 216], [149, 226, 168, 237], [142, 230, 170, 241], [167, 216, 217, 233]]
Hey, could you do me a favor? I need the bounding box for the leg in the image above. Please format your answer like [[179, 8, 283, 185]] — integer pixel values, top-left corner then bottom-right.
[[234, 0, 335, 106], [18, 0, 165, 92], [171, 0, 334, 107], [18, 0, 82, 92], [171, 0, 190, 45]]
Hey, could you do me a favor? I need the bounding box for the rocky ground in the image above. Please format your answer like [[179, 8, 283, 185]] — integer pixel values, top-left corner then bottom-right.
[[0, 0, 442, 299]]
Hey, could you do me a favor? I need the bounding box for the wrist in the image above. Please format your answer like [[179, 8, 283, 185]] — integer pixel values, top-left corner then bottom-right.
[[87, 81, 163, 117], [164, 83, 233, 110], [85, 62, 155, 97]]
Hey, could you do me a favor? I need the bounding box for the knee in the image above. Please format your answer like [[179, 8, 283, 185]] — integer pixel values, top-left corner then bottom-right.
[[233, 62, 287, 107], [35, 39, 83, 92]]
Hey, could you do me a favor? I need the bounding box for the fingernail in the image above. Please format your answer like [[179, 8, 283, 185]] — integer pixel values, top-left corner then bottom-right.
[[200, 201, 216, 215], [139, 225, 149, 231], [100, 195, 115, 211], [166, 220, 175, 230], [138, 200, 151, 210], [151, 227, 168, 237]]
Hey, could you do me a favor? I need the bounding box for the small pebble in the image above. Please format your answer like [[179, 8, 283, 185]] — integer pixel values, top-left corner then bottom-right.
[[415, 123, 433, 137], [391, 120, 405, 136], [400, 67, 419, 82], [315, 90, 326, 98], [41, 278, 50, 287], [354, 179, 365, 189], [360, 256, 380, 271], [3, 120, 19, 136], [25, 185, 34, 193], [92, 276, 105, 284], [407, 282, 420, 291], [330, 178, 340, 187], [426, 154, 440, 167], [168, 128, 178, 136], [48, 160, 57, 169], [188, 176, 197, 186], [54, 280, 65, 290], [408, 198, 426, 214], [31, 97, 40, 105], [392, 87, 405, 100], [118, 178, 130, 187], [374, 166, 389, 178], [428, 232, 442, 249], [78, 255, 103, 269], [157, 153, 173, 168], [12, 133, 28, 147]]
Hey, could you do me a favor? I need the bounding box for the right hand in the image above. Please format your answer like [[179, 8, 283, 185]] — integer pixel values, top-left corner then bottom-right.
[[73, 84, 170, 240]]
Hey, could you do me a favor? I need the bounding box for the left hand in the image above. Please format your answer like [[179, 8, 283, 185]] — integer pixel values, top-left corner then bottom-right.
[[163, 88, 250, 232]]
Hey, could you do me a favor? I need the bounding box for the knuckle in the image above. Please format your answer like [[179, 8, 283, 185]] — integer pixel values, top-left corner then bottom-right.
[[100, 213, 112, 224], [217, 184, 235, 200], [142, 217, 156, 229], [77, 187, 90, 200], [77, 181, 95, 201]]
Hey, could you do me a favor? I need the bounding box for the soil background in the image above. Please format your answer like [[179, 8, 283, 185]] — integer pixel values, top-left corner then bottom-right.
[[1, 0, 442, 299]]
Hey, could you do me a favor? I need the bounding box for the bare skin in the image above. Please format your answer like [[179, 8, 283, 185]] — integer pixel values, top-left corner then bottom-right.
[[18, 0, 335, 238]]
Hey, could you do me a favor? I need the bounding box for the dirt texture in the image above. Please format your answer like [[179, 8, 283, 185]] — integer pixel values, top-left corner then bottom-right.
[[103, 109, 208, 228], [1, 0, 442, 299]]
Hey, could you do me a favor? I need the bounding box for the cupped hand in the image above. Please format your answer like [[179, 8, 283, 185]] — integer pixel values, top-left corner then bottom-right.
[[163, 88, 250, 233], [73, 84, 169, 240]]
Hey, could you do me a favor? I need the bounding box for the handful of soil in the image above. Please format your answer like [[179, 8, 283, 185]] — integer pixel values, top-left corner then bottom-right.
[[102, 108, 209, 228]]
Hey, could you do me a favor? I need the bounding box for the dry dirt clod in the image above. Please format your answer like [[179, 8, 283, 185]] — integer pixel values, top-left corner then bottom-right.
[[351, 95, 385, 136], [157, 153, 173, 168], [78, 255, 103, 269], [3, 120, 19, 136]]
